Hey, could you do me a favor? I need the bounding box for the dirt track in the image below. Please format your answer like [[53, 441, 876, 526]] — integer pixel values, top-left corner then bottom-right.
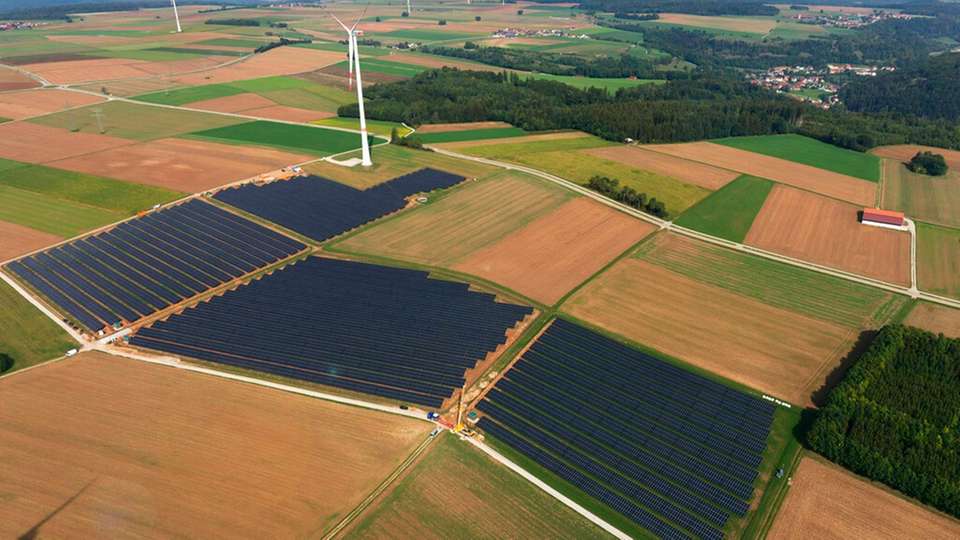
[[769, 457, 960, 540], [454, 197, 654, 304], [644, 142, 877, 205], [745, 186, 911, 285], [0, 352, 431, 539], [0, 220, 62, 260], [585, 146, 739, 190]]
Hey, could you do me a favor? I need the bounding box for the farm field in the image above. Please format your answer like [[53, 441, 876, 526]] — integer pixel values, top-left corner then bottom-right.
[[0, 279, 75, 373], [917, 223, 960, 299], [0, 66, 39, 91], [0, 184, 125, 238], [584, 145, 739, 190], [636, 233, 902, 328], [453, 135, 711, 216], [564, 257, 858, 405], [871, 144, 960, 169], [0, 89, 104, 121], [644, 141, 877, 206], [454, 198, 655, 305], [49, 137, 311, 193], [416, 121, 513, 133], [186, 120, 374, 156], [313, 117, 409, 139], [166, 47, 343, 86], [769, 457, 960, 540], [344, 432, 605, 540], [714, 134, 881, 182], [336, 172, 573, 269], [878, 150, 960, 229], [418, 127, 527, 144], [0, 122, 131, 163], [674, 175, 774, 243], [0, 352, 433, 538], [303, 144, 497, 190], [745, 186, 911, 285], [904, 302, 960, 339], [0, 220, 61, 261], [648, 13, 778, 34]]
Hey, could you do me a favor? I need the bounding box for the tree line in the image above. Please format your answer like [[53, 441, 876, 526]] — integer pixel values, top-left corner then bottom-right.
[[841, 53, 960, 122], [577, 0, 778, 16]]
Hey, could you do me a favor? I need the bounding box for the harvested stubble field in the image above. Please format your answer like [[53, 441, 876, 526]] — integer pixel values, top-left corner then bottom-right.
[[564, 258, 858, 404], [22, 56, 230, 85], [584, 145, 739, 190], [0, 220, 62, 260], [644, 142, 877, 206], [654, 13, 777, 34], [338, 172, 573, 269], [769, 458, 960, 540], [0, 122, 131, 163], [454, 197, 655, 305], [172, 47, 342, 86], [49, 137, 311, 193], [872, 144, 960, 169], [745, 186, 911, 285], [418, 127, 528, 145], [0, 279, 75, 373], [876, 146, 960, 229], [417, 121, 514, 133], [0, 66, 39, 91], [0, 352, 432, 539], [904, 302, 960, 339], [917, 223, 960, 299], [344, 432, 604, 540], [0, 89, 104, 120]]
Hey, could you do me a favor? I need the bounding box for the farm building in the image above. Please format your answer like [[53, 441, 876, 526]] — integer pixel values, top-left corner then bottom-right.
[[861, 208, 906, 229]]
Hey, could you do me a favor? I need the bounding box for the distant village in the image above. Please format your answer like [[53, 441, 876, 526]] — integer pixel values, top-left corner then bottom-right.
[[748, 64, 896, 108], [492, 27, 590, 39], [0, 21, 42, 31], [791, 8, 916, 29]]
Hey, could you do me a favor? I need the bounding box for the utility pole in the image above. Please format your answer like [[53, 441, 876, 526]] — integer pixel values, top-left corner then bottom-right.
[[92, 108, 105, 134]]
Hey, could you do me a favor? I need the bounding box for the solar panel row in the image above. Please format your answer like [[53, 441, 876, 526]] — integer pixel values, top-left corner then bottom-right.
[[213, 168, 466, 242], [130, 257, 532, 408], [476, 318, 776, 540], [7, 200, 304, 332]]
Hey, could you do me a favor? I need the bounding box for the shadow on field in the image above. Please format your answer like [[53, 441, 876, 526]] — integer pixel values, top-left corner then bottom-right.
[[809, 329, 876, 407], [18, 478, 97, 540], [0, 353, 13, 374]]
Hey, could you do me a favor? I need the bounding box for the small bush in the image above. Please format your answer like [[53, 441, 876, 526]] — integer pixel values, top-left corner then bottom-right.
[[475, 15, 482, 21], [438, 19, 447, 26]]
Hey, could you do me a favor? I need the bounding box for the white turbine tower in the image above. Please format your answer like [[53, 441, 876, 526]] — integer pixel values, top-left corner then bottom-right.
[[171, 0, 182, 33], [333, 14, 372, 167], [406, 0, 412, 17]]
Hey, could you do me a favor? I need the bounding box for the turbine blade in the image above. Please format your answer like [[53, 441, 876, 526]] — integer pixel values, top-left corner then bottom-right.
[[351, 6, 368, 31], [330, 14, 350, 31]]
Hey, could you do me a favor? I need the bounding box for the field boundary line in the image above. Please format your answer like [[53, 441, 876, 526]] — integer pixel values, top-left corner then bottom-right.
[[465, 436, 631, 540]]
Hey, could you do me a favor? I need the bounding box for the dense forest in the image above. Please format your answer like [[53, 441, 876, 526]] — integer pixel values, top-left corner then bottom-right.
[[0, 1, 250, 19], [841, 53, 960, 122], [340, 69, 960, 151], [807, 325, 960, 519], [574, 0, 778, 16]]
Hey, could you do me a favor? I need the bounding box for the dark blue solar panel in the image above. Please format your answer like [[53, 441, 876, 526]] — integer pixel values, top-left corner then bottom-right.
[[213, 168, 466, 242], [130, 257, 532, 407]]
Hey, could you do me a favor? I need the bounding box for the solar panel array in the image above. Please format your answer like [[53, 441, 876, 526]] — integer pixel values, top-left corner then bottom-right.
[[130, 257, 532, 407], [214, 168, 466, 242], [477, 318, 776, 540], [6, 200, 305, 332]]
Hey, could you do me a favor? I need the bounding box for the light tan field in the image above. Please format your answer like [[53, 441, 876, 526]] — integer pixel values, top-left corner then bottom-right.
[[437, 130, 590, 150], [745, 186, 911, 285], [564, 259, 855, 404], [0, 122, 131, 163], [0, 89, 105, 120], [454, 198, 653, 304], [905, 303, 960, 339], [872, 144, 960, 169], [174, 47, 342, 86], [189, 93, 277, 113], [0, 220, 62, 261], [769, 458, 960, 540], [417, 121, 513, 133], [585, 145, 740, 190], [656, 13, 778, 33], [0, 66, 39, 91], [0, 352, 431, 539], [241, 104, 332, 122], [644, 142, 877, 205], [48, 138, 311, 193], [339, 172, 572, 266], [879, 158, 960, 228], [22, 57, 233, 85]]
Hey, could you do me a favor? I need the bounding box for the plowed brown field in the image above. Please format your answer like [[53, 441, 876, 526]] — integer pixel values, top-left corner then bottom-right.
[[0, 66, 39, 91], [174, 47, 341, 86], [564, 260, 855, 404], [0, 89, 104, 120], [585, 146, 739, 190], [189, 93, 276, 113], [0, 123, 131, 163], [905, 303, 960, 339], [0, 220, 61, 261], [417, 121, 513, 133], [769, 458, 960, 540], [745, 186, 910, 285], [0, 352, 431, 539], [454, 198, 654, 304], [48, 138, 311, 192], [23, 56, 231, 85], [241, 105, 331, 123], [644, 142, 877, 205]]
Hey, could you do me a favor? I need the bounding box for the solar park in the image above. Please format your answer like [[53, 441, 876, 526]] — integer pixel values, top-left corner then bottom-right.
[[131, 257, 533, 408], [6, 200, 305, 333], [214, 168, 466, 242], [476, 318, 776, 540]]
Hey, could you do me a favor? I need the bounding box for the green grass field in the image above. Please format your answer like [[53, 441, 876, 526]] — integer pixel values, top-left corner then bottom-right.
[[333, 58, 427, 78], [674, 175, 773, 243], [381, 29, 483, 42], [196, 37, 270, 48], [459, 136, 710, 216], [0, 279, 76, 374], [714, 134, 881, 182], [917, 222, 960, 299], [525, 72, 664, 91], [418, 127, 527, 144], [186, 120, 380, 156], [0, 184, 124, 237], [134, 75, 314, 106], [312, 117, 409, 139], [30, 101, 243, 141], [635, 232, 903, 328], [344, 432, 605, 539]]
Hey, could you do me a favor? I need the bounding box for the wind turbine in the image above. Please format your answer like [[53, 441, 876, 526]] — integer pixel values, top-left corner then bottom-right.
[[406, 0, 412, 17], [171, 0, 182, 33], [332, 13, 372, 167]]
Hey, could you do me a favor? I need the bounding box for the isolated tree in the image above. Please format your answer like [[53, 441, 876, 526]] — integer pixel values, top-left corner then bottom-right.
[[517, 9, 524, 15], [438, 19, 447, 25], [475, 16, 482, 21], [907, 151, 949, 176]]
